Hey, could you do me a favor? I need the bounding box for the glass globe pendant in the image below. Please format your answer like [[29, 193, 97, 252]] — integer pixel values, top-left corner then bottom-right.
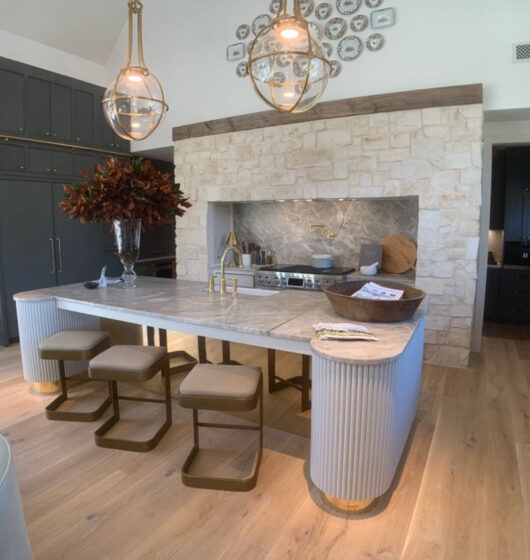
[[102, 0, 168, 141], [248, 0, 331, 114]]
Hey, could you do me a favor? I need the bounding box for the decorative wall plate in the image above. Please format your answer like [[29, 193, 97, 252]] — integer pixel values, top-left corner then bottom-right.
[[236, 62, 248, 78], [293, 55, 310, 77], [324, 17, 347, 40], [336, 0, 361, 15], [247, 38, 259, 55], [252, 14, 272, 35], [351, 14, 368, 32], [300, 0, 315, 17], [321, 42, 333, 58], [269, 0, 281, 14], [226, 42, 246, 61], [308, 22, 322, 39], [276, 53, 294, 67], [365, 0, 383, 7], [236, 24, 250, 40], [315, 3, 332, 20], [366, 32, 384, 51], [330, 60, 342, 77], [337, 35, 363, 61], [371, 8, 394, 29]]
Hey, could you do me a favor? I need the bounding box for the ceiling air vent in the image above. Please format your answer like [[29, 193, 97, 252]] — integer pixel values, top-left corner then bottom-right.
[[514, 42, 530, 63]]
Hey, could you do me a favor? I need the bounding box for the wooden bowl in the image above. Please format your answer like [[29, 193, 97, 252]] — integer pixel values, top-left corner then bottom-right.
[[324, 280, 425, 323]]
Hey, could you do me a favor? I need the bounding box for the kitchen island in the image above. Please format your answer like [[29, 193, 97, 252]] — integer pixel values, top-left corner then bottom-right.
[[14, 277, 425, 507]]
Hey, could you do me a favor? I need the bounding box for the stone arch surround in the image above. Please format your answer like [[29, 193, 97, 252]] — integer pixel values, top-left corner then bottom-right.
[[173, 104, 483, 367]]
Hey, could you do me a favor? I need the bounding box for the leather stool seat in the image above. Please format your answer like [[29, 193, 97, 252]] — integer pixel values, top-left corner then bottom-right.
[[38, 330, 111, 422], [178, 364, 263, 492]]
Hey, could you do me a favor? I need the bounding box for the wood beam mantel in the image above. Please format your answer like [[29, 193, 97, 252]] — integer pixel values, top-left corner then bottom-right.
[[172, 83, 482, 142]]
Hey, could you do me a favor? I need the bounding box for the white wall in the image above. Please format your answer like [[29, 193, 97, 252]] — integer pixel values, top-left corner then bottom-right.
[[0, 29, 107, 86], [101, 0, 530, 153]]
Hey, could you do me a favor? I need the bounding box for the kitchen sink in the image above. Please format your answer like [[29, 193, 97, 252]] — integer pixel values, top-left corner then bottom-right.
[[201, 285, 281, 297]]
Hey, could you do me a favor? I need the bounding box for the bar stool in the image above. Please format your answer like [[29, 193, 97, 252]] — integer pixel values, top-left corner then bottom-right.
[[178, 364, 263, 492], [88, 345, 170, 452], [38, 330, 111, 422]]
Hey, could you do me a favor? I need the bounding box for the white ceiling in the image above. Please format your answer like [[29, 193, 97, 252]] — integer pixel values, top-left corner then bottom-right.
[[0, 0, 127, 64]]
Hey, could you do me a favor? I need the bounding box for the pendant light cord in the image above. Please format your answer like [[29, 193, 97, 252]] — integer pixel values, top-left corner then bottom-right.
[[126, 0, 146, 69]]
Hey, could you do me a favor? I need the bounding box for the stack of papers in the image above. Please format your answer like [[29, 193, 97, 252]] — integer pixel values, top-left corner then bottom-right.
[[313, 323, 379, 341], [352, 282, 404, 301]]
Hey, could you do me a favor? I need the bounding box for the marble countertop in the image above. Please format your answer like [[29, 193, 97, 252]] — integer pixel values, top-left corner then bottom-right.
[[15, 277, 424, 365]]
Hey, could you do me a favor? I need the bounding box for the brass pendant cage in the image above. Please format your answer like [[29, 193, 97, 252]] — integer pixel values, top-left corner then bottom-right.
[[102, 0, 168, 142], [248, 0, 331, 114]]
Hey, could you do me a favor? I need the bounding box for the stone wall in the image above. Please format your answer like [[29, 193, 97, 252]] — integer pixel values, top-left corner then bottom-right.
[[174, 104, 483, 367]]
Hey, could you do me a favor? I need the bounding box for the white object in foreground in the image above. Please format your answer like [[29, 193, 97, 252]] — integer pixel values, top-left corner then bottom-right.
[[0, 435, 33, 560]]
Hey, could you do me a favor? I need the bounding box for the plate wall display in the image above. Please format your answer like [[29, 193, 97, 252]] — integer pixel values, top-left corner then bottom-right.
[[235, 24, 250, 40], [371, 8, 395, 29], [236, 62, 248, 78], [269, 0, 281, 14], [321, 42, 333, 58], [276, 53, 294, 68], [337, 35, 363, 61], [350, 14, 368, 32], [330, 60, 341, 78], [252, 14, 272, 35], [365, 0, 383, 7], [226, 42, 245, 61], [336, 0, 361, 15], [366, 32, 384, 51], [324, 17, 347, 40], [300, 0, 315, 17], [247, 38, 259, 55], [308, 22, 322, 39], [315, 2, 332, 20], [293, 55, 310, 77]]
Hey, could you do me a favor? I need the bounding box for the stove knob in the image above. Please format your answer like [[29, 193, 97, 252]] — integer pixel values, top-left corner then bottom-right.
[[281, 277, 287, 286], [265, 277, 271, 284], [273, 277, 281, 286], [314, 280, 321, 289], [306, 279, 313, 288], [256, 275, 263, 285]]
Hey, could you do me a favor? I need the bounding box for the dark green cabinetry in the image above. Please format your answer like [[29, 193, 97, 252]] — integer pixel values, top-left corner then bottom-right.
[[0, 66, 25, 135]]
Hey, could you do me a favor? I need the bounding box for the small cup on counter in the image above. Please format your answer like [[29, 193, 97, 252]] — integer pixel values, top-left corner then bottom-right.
[[242, 254, 252, 267]]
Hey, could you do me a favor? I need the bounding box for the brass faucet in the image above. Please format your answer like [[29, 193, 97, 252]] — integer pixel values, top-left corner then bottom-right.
[[220, 245, 243, 295]]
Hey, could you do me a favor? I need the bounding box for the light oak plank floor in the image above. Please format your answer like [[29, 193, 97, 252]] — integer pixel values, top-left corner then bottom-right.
[[1, 324, 529, 560]]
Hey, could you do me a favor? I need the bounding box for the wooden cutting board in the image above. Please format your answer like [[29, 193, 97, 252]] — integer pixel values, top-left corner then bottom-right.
[[380, 234, 417, 274]]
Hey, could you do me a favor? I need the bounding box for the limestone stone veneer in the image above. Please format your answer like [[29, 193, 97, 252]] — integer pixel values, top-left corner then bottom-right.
[[173, 104, 483, 368]]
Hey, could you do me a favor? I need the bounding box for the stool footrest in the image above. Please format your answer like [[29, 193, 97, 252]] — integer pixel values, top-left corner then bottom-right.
[[197, 421, 260, 431], [181, 444, 262, 492], [45, 394, 111, 423], [95, 415, 171, 453], [168, 350, 197, 375]]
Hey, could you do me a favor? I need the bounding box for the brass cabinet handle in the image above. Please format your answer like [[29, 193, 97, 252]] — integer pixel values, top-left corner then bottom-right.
[[19, 165, 24, 171], [46, 168, 51, 172], [53, 169, 58, 173], [45, 131, 50, 136], [56, 237, 63, 273], [49, 238, 56, 273], [76, 137, 81, 141]]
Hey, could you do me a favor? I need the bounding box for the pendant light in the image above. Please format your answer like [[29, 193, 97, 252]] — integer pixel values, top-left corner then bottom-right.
[[102, 0, 168, 141], [248, 0, 331, 113]]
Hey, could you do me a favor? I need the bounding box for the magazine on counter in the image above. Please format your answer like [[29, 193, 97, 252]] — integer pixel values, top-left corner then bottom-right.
[[313, 322, 379, 341], [352, 282, 404, 301]]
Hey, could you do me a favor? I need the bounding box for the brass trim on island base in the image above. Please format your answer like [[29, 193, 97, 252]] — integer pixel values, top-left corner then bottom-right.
[[323, 494, 378, 514], [172, 84, 483, 141]]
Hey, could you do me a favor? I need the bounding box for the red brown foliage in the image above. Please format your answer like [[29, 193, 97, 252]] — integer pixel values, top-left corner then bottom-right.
[[60, 157, 192, 230]]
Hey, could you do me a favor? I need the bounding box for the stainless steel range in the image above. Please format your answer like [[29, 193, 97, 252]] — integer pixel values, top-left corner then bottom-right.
[[256, 265, 355, 291]]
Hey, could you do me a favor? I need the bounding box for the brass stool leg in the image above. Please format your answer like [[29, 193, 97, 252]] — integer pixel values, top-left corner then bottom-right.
[[267, 350, 311, 412], [46, 360, 111, 422], [158, 329, 197, 376]]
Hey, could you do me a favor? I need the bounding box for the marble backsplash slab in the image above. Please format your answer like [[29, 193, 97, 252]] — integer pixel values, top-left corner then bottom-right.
[[233, 198, 418, 268]]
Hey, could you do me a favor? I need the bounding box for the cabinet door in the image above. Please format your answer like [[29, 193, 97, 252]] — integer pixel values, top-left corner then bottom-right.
[[52, 183, 105, 285], [504, 189, 524, 241], [94, 89, 116, 151], [73, 89, 94, 146], [50, 83, 72, 142], [523, 190, 530, 240], [0, 142, 26, 173], [27, 146, 73, 177], [73, 152, 96, 180], [0, 180, 56, 339], [0, 67, 25, 135], [51, 150, 73, 176], [26, 76, 52, 139], [506, 147, 530, 191]]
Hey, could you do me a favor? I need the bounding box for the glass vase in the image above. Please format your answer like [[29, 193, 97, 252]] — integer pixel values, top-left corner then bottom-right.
[[113, 219, 141, 289]]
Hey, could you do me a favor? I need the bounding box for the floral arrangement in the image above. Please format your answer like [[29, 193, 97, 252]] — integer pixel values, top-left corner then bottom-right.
[[60, 157, 192, 229]]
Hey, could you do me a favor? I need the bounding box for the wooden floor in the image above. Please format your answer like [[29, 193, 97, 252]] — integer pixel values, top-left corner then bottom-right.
[[1, 324, 529, 560]]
